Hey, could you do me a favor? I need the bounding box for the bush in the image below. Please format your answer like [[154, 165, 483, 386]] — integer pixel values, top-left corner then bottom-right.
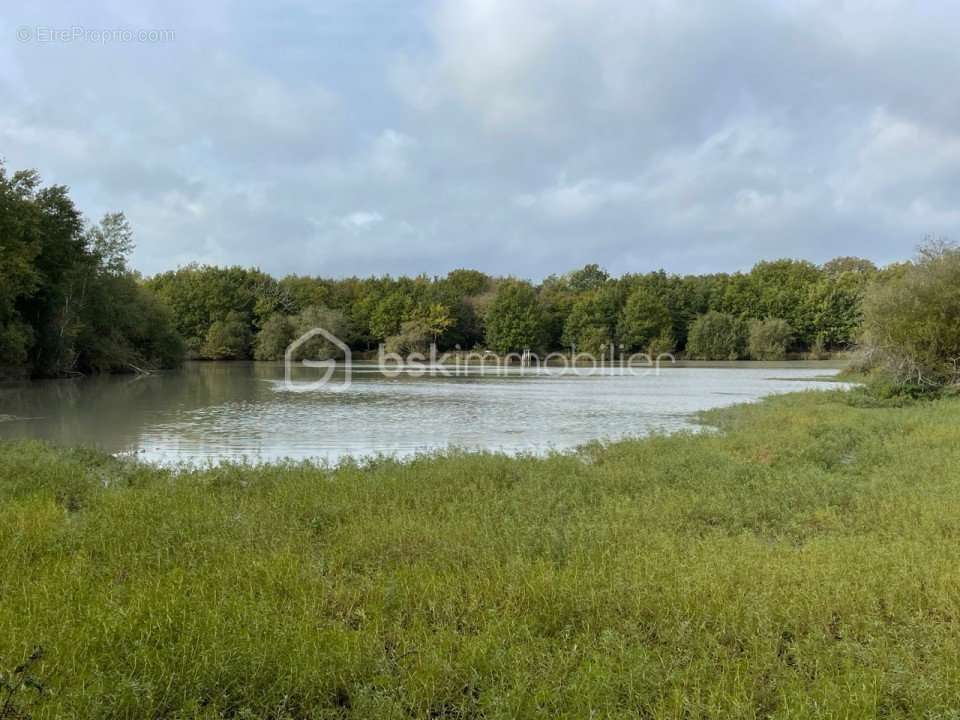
[[201, 311, 252, 360], [289, 305, 350, 360], [748, 318, 793, 360], [859, 240, 960, 387], [685, 311, 745, 360], [385, 318, 432, 354], [843, 375, 931, 408], [647, 329, 676, 357], [254, 314, 294, 361]]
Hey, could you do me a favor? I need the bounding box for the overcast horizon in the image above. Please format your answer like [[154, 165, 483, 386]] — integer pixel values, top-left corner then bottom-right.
[[3, 1, 959, 280]]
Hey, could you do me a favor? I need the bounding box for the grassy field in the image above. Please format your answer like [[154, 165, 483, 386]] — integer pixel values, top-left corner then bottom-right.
[[2, 388, 960, 718]]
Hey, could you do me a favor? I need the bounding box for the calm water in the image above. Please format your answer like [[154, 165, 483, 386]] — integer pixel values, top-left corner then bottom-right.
[[0, 361, 846, 465]]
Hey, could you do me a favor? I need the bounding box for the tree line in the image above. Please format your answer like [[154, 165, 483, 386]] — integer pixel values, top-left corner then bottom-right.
[[1, 165, 182, 378], [5, 163, 929, 379], [144, 257, 884, 363]]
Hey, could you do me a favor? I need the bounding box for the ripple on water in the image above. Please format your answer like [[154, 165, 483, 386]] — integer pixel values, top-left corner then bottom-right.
[[0, 363, 849, 465]]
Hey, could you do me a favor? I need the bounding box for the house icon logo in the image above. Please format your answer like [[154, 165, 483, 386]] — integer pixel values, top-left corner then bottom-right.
[[284, 327, 352, 392]]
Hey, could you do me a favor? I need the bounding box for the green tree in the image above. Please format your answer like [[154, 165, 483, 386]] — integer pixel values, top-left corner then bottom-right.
[[254, 314, 294, 361], [538, 275, 576, 350], [289, 306, 350, 360], [72, 268, 185, 373], [0, 167, 42, 368], [75, 215, 184, 372], [278, 275, 329, 312], [719, 272, 760, 319], [748, 260, 823, 347], [434, 270, 491, 349], [821, 256, 877, 277], [369, 290, 414, 342], [686, 311, 746, 360], [808, 271, 870, 349], [859, 240, 960, 386], [86, 212, 134, 276], [561, 285, 623, 353], [748, 318, 793, 360], [146, 265, 269, 356], [483, 280, 547, 353], [567, 263, 610, 293], [618, 286, 674, 353], [0, 319, 33, 368], [413, 302, 453, 344], [385, 319, 433, 354], [0, 164, 183, 376], [443, 269, 491, 298], [15, 179, 87, 374], [201, 311, 252, 360]]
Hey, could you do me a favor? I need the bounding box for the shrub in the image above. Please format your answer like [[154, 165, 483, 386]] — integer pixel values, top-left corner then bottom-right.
[[685, 311, 745, 360], [200, 311, 252, 360], [385, 318, 432, 354], [859, 240, 960, 387], [748, 318, 793, 360], [843, 375, 931, 408], [289, 305, 350, 360], [254, 314, 294, 361], [646, 329, 676, 357]]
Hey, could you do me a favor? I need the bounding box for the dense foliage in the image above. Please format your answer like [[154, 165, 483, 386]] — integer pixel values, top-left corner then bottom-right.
[[1, 162, 898, 368], [0, 165, 183, 377], [858, 240, 960, 386], [3, 389, 960, 717], [147, 266, 490, 358], [686, 311, 746, 360], [483, 279, 547, 353], [748, 318, 794, 361], [618, 285, 675, 355], [144, 259, 878, 360]]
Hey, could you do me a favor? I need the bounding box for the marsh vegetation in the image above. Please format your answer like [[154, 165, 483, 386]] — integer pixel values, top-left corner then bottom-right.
[[1, 388, 960, 717]]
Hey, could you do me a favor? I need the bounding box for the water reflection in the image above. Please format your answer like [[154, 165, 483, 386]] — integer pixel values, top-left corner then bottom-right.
[[0, 361, 846, 464]]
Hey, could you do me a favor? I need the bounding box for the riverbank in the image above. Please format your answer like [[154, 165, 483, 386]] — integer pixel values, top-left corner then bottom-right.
[[2, 388, 959, 717]]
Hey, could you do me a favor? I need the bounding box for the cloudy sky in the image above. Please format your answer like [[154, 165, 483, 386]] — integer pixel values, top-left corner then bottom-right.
[[2, 1, 959, 279]]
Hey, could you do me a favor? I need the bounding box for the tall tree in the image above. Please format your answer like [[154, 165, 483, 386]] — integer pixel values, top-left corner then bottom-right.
[[483, 279, 547, 353], [561, 284, 623, 353], [618, 286, 674, 353]]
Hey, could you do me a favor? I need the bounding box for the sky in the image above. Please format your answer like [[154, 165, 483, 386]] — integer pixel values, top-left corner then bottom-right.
[[2, 0, 959, 279]]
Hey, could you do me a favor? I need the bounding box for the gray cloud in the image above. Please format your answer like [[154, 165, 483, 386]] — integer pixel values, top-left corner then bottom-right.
[[2, 0, 959, 279]]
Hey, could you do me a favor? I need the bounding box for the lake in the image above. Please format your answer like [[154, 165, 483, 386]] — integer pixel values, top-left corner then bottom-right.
[[0, 360, 847, 465]]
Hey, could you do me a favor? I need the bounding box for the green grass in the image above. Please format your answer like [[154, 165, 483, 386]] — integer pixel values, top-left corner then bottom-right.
[[2, 390, 960, 718]]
